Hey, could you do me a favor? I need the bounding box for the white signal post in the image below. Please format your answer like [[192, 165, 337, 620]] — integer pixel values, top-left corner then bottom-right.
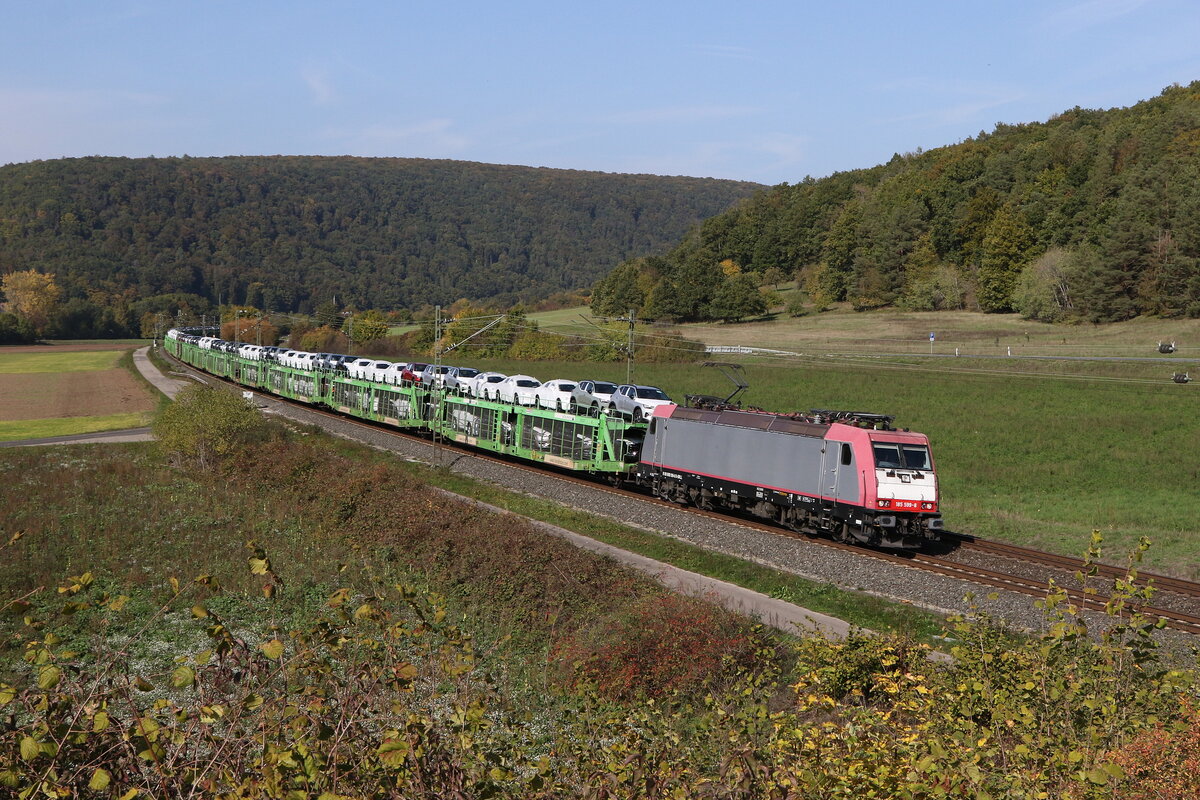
[[929, 331, 935, 355]]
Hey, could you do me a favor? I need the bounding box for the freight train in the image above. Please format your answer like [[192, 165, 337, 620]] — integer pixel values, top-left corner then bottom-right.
[[164, 329, 943, 549]]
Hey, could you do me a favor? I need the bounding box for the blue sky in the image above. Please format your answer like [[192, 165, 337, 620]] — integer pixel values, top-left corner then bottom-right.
[[3, 0, 1199, 185]]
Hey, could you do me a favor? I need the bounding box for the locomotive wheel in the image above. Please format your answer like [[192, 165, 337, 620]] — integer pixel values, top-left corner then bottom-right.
[[779, 507, 798, 531]]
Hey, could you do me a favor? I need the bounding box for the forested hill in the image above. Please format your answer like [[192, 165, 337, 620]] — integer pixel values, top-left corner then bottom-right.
[[0, 156, 761, 311], [592, 81, 1200, 323]]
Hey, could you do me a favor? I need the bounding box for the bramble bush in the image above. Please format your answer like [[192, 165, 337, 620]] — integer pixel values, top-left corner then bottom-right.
[[551, 591, 768, 700], [1104, 702, 1200, 799]]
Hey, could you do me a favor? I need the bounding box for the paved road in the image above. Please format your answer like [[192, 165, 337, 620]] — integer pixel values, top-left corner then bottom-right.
[[0, 426, 155, 448], [712, 344, 1198, 365]]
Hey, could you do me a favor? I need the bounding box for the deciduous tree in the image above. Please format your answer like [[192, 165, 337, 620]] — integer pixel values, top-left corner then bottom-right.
[[1013, 247, 1077, 322], [153, 386, 271, 468], [345, 309, 390, 345], [1, 269, 61, 334], [705, 273, 767, 322]]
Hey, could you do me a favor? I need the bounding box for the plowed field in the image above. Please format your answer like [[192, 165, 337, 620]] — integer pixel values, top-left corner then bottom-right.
[[0, 345, 157, 426]]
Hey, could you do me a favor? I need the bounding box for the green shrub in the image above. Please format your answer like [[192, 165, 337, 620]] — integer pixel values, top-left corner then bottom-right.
[[153, 385, 273, 468]]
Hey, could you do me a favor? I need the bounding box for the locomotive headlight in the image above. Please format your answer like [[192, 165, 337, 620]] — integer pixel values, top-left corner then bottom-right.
[[876, 499, 891, 508]]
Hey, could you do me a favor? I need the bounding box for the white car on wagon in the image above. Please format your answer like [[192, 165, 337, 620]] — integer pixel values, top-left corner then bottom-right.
[[576, 379, 618, 410], [466, 371, 507, 399], [444, 366, 481, 394], [609, 384, 674, 423], [532, 379, 594, 413], [495, 374, 541, 406]]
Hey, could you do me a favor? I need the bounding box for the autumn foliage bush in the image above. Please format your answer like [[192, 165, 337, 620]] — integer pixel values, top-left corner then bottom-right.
[[153, 385, 276, 468], [551, 590, 765, 700], [1105, 702, 1200, 800]]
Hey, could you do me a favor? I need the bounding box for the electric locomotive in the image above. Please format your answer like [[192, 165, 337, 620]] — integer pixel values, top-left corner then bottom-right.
[[636, 404, 942, 549]]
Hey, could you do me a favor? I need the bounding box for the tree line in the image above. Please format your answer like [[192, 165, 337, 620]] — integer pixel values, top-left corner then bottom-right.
[[0, 155, 760, 331], [593, 81, 1200, 323]]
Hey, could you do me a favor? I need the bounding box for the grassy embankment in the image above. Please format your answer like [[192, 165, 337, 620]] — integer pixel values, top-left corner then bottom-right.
[[0, 347, 158, 441], [0, 426, 771, 793], [2, 394, 1194, 798], [428, 308, 1200, 576], [0, 418, 825, 747]]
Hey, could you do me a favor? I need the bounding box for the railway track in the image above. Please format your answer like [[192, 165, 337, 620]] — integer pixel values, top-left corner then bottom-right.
[[946, 531, 1200, 598], [169, 352, 1200, 636]]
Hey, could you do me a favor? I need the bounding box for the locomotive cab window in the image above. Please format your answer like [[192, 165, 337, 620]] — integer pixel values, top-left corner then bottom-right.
[[901, 445, 931, 470], [873, 443, 931, 470], [840, 443, 852, 466], [873, 444, 902, 468]]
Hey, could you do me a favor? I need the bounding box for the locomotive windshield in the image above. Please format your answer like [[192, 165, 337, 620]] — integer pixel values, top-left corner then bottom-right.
[[873, 443, 932, 470]]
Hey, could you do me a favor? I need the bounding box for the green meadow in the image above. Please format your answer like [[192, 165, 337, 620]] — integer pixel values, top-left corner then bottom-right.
[[436, 309, 1200, 577], [0, 350, 126, 373]]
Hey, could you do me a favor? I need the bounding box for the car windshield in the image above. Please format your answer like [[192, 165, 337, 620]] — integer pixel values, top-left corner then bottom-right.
[[556, 383, 576, 391], [590, 382, 617, 394], [486, 375, 504, 383], [517, 380, 539, 387], [637, 387, 670, 400], [457, 368, 479, 377], [872, 443, 932, 470]]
